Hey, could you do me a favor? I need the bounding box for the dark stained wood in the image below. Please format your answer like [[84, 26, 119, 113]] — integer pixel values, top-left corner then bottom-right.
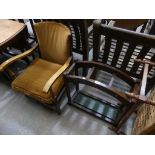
[[67, 74, 129, 103], [93, 20, 102, 61], [111, 40, 123, 67], [99, 24, 155, 48], [64, 57, 155, 133], [93, 21, 155, 81], [115, 101, 141, 132], [64, 61, 138, 133], [134, 59, 155, 66], [72, 23, 81, 52], [125, 92, 155, 106], [63, 20, 155, 133], [113, 19, 148, 30], [121, 44, 136, 69], [76, 61, 136, 87], [102, 36, 111, 63], [130, 46, 151, 73]]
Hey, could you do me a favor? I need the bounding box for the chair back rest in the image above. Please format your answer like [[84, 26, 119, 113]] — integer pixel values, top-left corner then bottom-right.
[[52, 20, 93, 57], [34, 22, 71, 65], [58, 20, 89, 54], [21, 19, 93, 60], [93, 20, 155, 79]]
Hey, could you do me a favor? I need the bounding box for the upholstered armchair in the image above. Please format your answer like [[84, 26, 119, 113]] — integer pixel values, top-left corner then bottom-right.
[[0, 22, 72, 114]]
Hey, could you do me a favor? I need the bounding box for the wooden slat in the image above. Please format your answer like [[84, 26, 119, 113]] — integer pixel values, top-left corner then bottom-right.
[[148, 53, 155, 73], [108, 76, 114, 87], [93, 20, 155, 80], [111, 40, 124, 67], [102, 36, 111, 63], [100, 24, 155, 48], [140, 63, 149, 96], [130, 46, 151, 73], [72, 24, 81, 51], [121, 44, 136, 70], [150, 51, 155, 60], [93, 20, 102, 61]]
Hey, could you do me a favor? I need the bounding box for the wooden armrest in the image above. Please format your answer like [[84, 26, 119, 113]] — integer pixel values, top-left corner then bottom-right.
[[66, 75, 129, 104], [135, 59, 155, 66], [0, 44, 38, 72], [125, 92, 155, 106], [76, 61, 136, 87], [43, 56, 72, 93]]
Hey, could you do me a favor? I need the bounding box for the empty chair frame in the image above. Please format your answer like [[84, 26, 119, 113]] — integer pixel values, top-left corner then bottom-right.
[[64, 20, 155, 133]]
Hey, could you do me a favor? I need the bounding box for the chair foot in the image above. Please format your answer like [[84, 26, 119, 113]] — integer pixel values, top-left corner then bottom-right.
[[109, 126, 126, 135], [3, 69, 16, 81], [109, 126, 117, 132], [55, 104, 61, 115], [56, 109, 61, 115], [68, 102, 72, 105]]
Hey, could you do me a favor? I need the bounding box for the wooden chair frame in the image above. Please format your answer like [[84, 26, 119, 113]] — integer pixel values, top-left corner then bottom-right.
[[93, 20, 155, 91], [64, 21, 155, 133], [64, 61, 139, 132]]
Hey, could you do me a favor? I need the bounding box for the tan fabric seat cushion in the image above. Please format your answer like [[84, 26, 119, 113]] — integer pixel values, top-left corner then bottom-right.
[[12, 58, 64, 104]]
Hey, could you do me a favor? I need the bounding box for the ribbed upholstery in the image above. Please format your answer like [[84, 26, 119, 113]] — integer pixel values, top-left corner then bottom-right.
[[12, 58, 63, 104], [34, 22, 71, 65]]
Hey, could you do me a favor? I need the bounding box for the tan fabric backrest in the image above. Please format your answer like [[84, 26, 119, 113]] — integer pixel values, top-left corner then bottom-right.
[[34, 22, 71, 65]]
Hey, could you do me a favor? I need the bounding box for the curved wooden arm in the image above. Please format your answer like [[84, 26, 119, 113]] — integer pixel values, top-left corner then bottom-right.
[[76, 61, 136, 87], [125, 92, 155, 106], [43, 56, 72, 93], [0, 44, 38, 72], [66, 75, 129, 104], [135, 59, 155, 66]]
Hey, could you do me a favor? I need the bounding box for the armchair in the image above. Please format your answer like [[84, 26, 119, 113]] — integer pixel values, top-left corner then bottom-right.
[[2, 22, 72, 114]]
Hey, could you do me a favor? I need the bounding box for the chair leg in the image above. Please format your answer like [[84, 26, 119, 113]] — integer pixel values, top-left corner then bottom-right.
[[64, 80, 72, 105], [55, 103, 61, 115], [115, 103, 140, 133], [3, 68, 16, 81], [82, 52, 89, 76]]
